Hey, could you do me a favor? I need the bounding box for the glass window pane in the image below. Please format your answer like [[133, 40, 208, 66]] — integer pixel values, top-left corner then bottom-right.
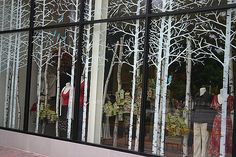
[[28, 27, 79, 139], [0, 0, 30, 31], [146, 10, 236, 157], [87, 0, 146, 21], [80, 20, 145, 151], [152, 0, 235, 13], [0, 32, 28, 130], [34, 0, 81, 27]]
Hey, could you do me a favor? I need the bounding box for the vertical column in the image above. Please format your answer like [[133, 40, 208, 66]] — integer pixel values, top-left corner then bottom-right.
[[87, 0, 108, 144], [139, 0, 152, 152], [23, 0, 35, 132]]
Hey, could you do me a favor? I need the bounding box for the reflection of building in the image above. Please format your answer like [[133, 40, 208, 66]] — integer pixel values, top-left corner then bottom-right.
[[0, 0, 235, 157]]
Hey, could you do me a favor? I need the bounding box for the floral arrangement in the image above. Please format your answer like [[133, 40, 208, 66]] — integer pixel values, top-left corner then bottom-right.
[[104, 77, 156, 117], [103, 89, 132, 117], [39, 103, 58, 123], [165, 109, 189, 136]]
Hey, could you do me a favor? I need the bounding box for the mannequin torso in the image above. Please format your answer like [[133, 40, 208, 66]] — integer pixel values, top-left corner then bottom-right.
[[61, 83, 71, 106]]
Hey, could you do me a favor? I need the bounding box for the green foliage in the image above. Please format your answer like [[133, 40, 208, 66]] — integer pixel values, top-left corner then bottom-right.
[[166, 109, 189, 137], [39, 103, 58, 123], [103, 90, 132, 117]]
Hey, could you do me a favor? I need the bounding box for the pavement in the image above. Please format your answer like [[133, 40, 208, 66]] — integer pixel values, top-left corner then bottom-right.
[[0, 146, 47, 157]]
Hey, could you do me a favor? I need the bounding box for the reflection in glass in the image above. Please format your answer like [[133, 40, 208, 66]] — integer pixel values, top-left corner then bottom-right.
[[29, 27, 79, 139], [145, 9, 236, 157], [0, 32, 28, 130], [0, 0, 30, 31], [34, 0, 81, 27]]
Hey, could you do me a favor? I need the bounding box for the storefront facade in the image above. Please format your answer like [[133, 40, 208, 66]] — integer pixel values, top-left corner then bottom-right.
[[0, 0, 236, 156]]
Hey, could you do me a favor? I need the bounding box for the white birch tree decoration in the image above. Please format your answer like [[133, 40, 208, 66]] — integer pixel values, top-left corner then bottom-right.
[[149, 0, 205, 155], [33, 0, 57, 133], [192, 1, 236, 156], [183, 38, 192, 157], [1, 0, 29, 129], [109, 0, 146, 150], [58, 0, 80, 138], [55, 37, 62, 137], [102, 40, 119, 141], [81, 0, 93, 142]]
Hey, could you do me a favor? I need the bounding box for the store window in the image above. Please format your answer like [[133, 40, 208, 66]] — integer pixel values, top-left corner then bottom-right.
[[145, 10, 236, 157], [0, 0, 235, 157]]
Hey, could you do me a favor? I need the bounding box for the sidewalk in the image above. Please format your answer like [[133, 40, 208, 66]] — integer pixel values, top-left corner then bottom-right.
[[0, 146, 47, 157]]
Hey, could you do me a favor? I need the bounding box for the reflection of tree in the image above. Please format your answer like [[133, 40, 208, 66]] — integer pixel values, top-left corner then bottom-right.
[[149, 0, 195, 154], [81, 0, 93, 142], [32, 30, 57, 133], [109, 0, 145, 150], [0, 0, 29, 129], [192, 2, 236, 155], [33, 0, 57, 133]]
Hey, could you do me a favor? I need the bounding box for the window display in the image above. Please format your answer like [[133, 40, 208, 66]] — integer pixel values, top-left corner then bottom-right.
[[0, 0, 235, 157]]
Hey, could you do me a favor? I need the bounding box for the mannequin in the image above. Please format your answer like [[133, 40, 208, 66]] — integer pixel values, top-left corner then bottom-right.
[[59, 82, 72, 137], [60, 82, 71, 106], [208, 89, 234, 157], [192, 87, 213, 157]]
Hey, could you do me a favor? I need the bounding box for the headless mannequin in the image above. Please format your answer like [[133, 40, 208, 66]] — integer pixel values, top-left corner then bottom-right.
[[192, 87, 212, 157], [62, 82, 71, 95], [59, 82, 72, 138], [61, 83, 71, 105], [209, 88, 234, 156]]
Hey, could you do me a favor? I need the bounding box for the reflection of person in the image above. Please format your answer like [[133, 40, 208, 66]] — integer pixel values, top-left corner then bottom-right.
[[208, 89, 234, 157], [59, 82, 71, 137], [192, 87, 213, 157]]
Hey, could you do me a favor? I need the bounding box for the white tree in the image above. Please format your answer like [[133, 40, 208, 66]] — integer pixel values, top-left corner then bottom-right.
[[109, 0, 146, 150], [0, 0, 29, 129], [58, 0, 80, 138], [193, 2, 236, 156], [81, 0, 93, 141], [33, 0, 57, 133], [149, 0, 210, 155]]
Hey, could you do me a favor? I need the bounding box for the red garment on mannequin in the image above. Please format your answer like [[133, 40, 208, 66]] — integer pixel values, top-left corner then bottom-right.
[[61, 90, 70, 106], [79, 81, 85, 107], [208, 95, 234, 156]]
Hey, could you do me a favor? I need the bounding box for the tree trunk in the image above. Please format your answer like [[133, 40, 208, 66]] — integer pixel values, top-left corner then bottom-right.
[[55, 40, 61, 137], [160, 8, 172, 155], [229, 50, 234, 95], [113, 38, 123, 147], [102, 40, 119, 140], [16, 0, 23, 130], [35, 0, 46, 133], [16, 75, 21, 129], [128, 1, 141, 150], [35, 30, 44, 133], [0, 0, 5, 83], [183, 39, 192, 157], [220, 3, 232, 156], [82, 0, 92, 141], [152, 16, 166, 156], [42, 53, 49, 134]]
